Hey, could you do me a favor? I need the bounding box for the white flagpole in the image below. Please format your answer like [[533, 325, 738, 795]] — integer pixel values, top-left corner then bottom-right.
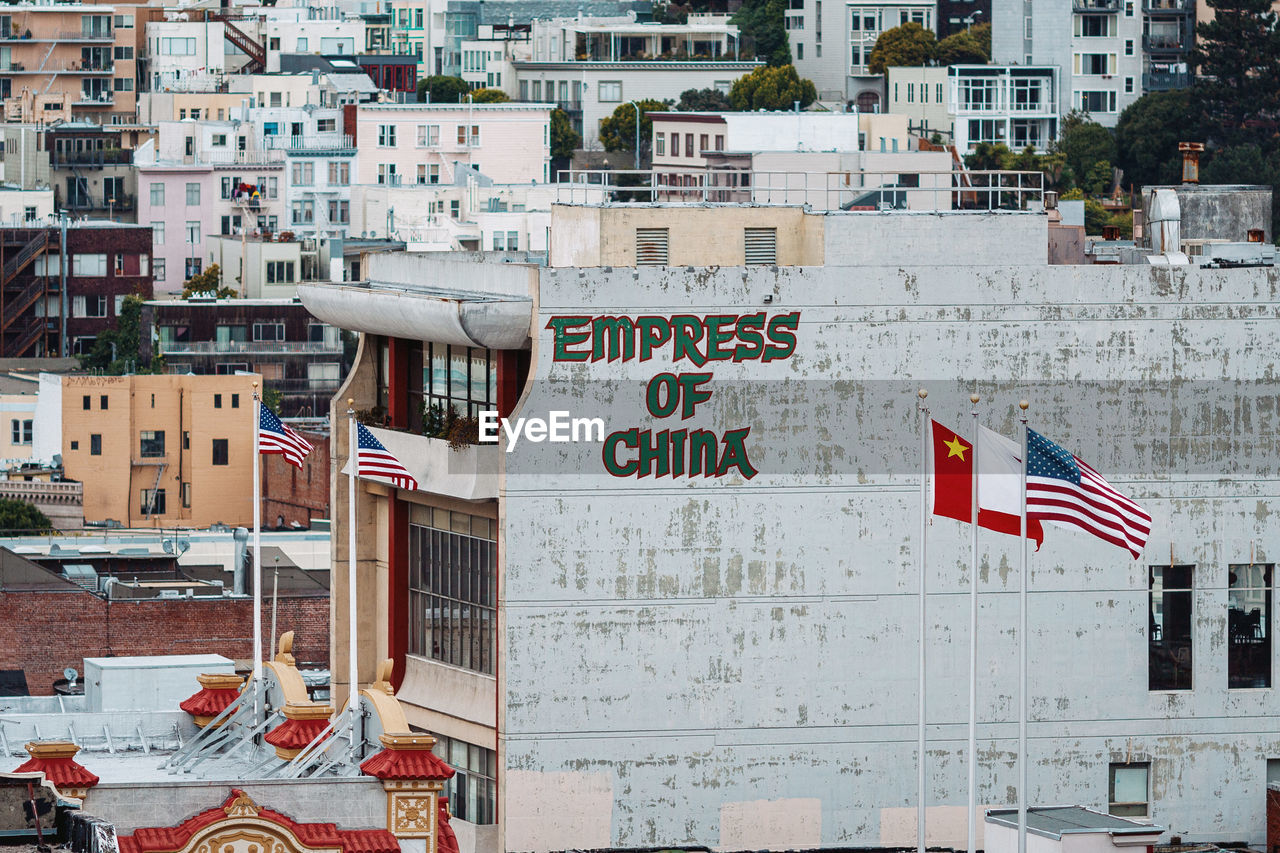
[[967, 393, 979, 853], [1017, 401, 1030, 853], [917, 388, 929, 853], [252, 385, 263, 683], [348, 400, 359, 740]]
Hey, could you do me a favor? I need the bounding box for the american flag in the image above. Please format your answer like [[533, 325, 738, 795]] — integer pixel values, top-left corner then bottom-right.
[[1026, 429, 1151, 559], [257, 402, 313, 468], [355, 422, 418, 490]]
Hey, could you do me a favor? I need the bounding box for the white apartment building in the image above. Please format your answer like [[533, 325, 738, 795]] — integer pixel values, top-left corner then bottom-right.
[[349, 181, 580, 252], [649, 111, 886, 168], [147, 20, 232, 92], [792, 0, 936, 107], [991, 0, 1142, 127], [263, 7, 364, 70], [458, 24, 528, 92], [0, 187, 54, 225], [949, 64, 1058, 152], [245, 106, 356, 239], [886, 66, 952, 141], [354, 103, 552, 186]]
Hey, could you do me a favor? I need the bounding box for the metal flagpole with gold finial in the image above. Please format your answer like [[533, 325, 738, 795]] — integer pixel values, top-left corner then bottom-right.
[[917, 387, 929, 853], [1017, 399, 1030, 853], [347, 398, 359, 752], [252, 381, 263, 684], [967, 392, 980, 853]]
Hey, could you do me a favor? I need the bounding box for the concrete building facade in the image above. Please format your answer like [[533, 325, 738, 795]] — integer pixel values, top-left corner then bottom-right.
[[304, 199, 1280, 853]]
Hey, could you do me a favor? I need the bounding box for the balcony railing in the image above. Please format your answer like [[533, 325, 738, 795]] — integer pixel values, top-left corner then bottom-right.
[[1143, 70, 1190, 90], [73, 93, 114, 106], [53, 149, 132, 168], [57, 29, 114, 40], [1143, 34, 1188, 51], [158, 340, 343, 355], [193, 150, 285, 166], [1073, 0, 1121, 10], [1143, 0, 1193, 12], [264, 134, 356, 153]]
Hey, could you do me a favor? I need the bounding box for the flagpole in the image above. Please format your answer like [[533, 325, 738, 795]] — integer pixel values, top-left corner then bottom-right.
[[1017, 401, 1030, 853], [917, 388, 929, 853], [252, 384, 263, 684], [347, 399, 359, 750], [967, 392, 979, 853]]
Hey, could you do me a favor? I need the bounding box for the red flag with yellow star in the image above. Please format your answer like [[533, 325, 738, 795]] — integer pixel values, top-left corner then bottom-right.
[[931, 420, 1045, 545]]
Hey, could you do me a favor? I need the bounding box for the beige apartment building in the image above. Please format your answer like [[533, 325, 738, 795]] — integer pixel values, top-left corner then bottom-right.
[[60, 373, 259, 528], [1, 2, 144, 123]]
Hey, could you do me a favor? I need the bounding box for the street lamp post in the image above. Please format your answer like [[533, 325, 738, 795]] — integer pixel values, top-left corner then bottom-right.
[[629, 100, 641, 170], [964, 10, 982, 31]]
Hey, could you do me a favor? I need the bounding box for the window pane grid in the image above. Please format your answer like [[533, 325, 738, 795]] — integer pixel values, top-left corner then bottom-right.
[[409, 512, 496, 675]]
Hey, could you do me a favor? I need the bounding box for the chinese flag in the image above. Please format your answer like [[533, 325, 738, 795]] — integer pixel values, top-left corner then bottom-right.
[[931, 420, 1044, 545]]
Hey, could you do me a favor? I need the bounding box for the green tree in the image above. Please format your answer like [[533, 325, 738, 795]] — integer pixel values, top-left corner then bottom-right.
[[1115, 90, 1194, 188], [1083, 198, 1111, 235], [964, 141, 1013, 170], [1053, 111, 1116, 191], [417, 75, 471, 104], [1084, 159, 1114, 195], [79, 294, 162, 375], [181, 263, 234, 299], [676, 87, 733, 111], [0, 499, 53, 534], [598, 99, 669, 163], [262, 386, 284, 416], [935, 22, 990, 65], [469, 87, 510, 103], [1192, 0, 1280, 141], [1201, 144, 1280, 236], [728, 64, 817, 110], [550, 108, 580, 163], [731, 0, 790, 66], [867, 22, 936, 74]]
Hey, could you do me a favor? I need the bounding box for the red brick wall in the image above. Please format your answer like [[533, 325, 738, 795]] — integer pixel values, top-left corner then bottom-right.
[[262, 431, 330, 529], [0, 588, 328, 695]]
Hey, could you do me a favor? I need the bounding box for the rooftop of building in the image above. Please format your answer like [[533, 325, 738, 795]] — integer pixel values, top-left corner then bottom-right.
[[985, 806, 1165, 839], [144, 297, 310, 307], [446, 0, 652, 23], [357, 102, 553, 112]]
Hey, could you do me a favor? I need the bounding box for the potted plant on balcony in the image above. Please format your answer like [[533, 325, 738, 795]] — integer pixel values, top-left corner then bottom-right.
[[278, 230, 295, 242]]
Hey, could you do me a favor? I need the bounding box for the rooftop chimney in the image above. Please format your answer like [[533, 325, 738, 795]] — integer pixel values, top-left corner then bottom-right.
[[1179, 142, 1204, 185], [1103, 224, 1120, 240], [1249, 228, 1265, 243]]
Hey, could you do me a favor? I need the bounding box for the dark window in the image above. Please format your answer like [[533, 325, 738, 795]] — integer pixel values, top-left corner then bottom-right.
[[82, 395, 90, 410], [418, 343, 496, 428], [100, 394, 108, 409], [141, 488, 166, 515], [408, 508, 496, 676], [212, 438, 229, 466], [231, 393, 239, 408], [140, 430, 165, 457], [214, 394, 222, 408], [1149, 564, 1193, 690], [90, 434, 101, 455], [430, 733, 496, 824], [1229, 563, 1271, 688], [183, 431, 190, 450], [70, 441, 79, 451]]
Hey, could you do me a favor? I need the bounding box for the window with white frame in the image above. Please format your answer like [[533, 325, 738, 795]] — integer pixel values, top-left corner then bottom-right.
[[291, 161, 314, 185], [417, 124, 440, 146], [151, 221, 165, 245], [1108, 763, 1149, 818], [186, 221, 200, 243], [291, 200, 315, 224], [72, 254, 107, 276], [265, 262, 294, 284], [328, 162, 350, 184], [378, 124, 398, 146], [378, 164, 398, 184], [1078, 90, 1117, 112], [154, 258, 166, 281], [1074, 52, 1117, 75], [150, 182, 164, 206], [185, 182, 200, 205]]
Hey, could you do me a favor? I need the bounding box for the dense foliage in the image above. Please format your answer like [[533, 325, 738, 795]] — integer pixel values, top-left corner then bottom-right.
[[727, 65, 817, 110]]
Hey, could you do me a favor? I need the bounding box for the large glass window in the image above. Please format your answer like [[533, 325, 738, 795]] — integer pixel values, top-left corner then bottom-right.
[[1229, 563, 1271, 688], [1149, 564, 1193, 690], [1108, 763, 1149, 817], [140, 429, 165, 457], [430, 733, 496, 824], [421, 343, 496, 420], [408, 506, 496, 675]]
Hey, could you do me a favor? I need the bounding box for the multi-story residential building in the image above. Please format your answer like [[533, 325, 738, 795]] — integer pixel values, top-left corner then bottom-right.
[[354, 103, 553, 186], [350, 180, 576, 251], [1141, 0, 1193, 92], [248, 106, 356, 239], [886, 66, 953, 140], [0, 2, 140, 124], [792, 0, 936, 106], [388, 0, 429, 72], [146, 20, 233, 93], [143, 298, 349, 418], [205, 233, 339, 298], [0, 221, 153, 357], [514, 14, 758, 144], [57, 373, 257, 527], [0, 123, 148, 222], [263, 8, 364, 71], [135, 122, 286, 295], [458, 23, 528, 91], [355, 53, 418, 92], [950, 64, 1058, 152], [992, 0, 1144, 127], [439, 0, 651, 79]]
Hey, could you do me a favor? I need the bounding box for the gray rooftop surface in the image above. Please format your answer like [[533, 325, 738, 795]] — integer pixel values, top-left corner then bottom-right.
[[986, 806, 1164, 839]]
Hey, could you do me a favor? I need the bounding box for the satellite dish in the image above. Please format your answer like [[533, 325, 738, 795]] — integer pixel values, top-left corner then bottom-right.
[[63, 667, 78, 689]]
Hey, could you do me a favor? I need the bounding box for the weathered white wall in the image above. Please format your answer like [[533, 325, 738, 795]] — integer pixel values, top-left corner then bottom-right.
[[499, 258, 1280, 850]]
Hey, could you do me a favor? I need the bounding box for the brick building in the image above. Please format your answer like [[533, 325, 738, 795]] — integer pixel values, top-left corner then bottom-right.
[[0, 220, 153, 358], [262, 428, 330, 528], [0, 547, 328, 695]]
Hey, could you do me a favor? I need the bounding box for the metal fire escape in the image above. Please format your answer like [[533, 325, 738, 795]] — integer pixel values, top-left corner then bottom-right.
[[210, 13, 266, 74], [0, 229, 55, 357]]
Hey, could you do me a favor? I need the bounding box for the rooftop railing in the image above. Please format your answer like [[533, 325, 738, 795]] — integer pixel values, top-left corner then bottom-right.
[[555, 169, 1046, 212]]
